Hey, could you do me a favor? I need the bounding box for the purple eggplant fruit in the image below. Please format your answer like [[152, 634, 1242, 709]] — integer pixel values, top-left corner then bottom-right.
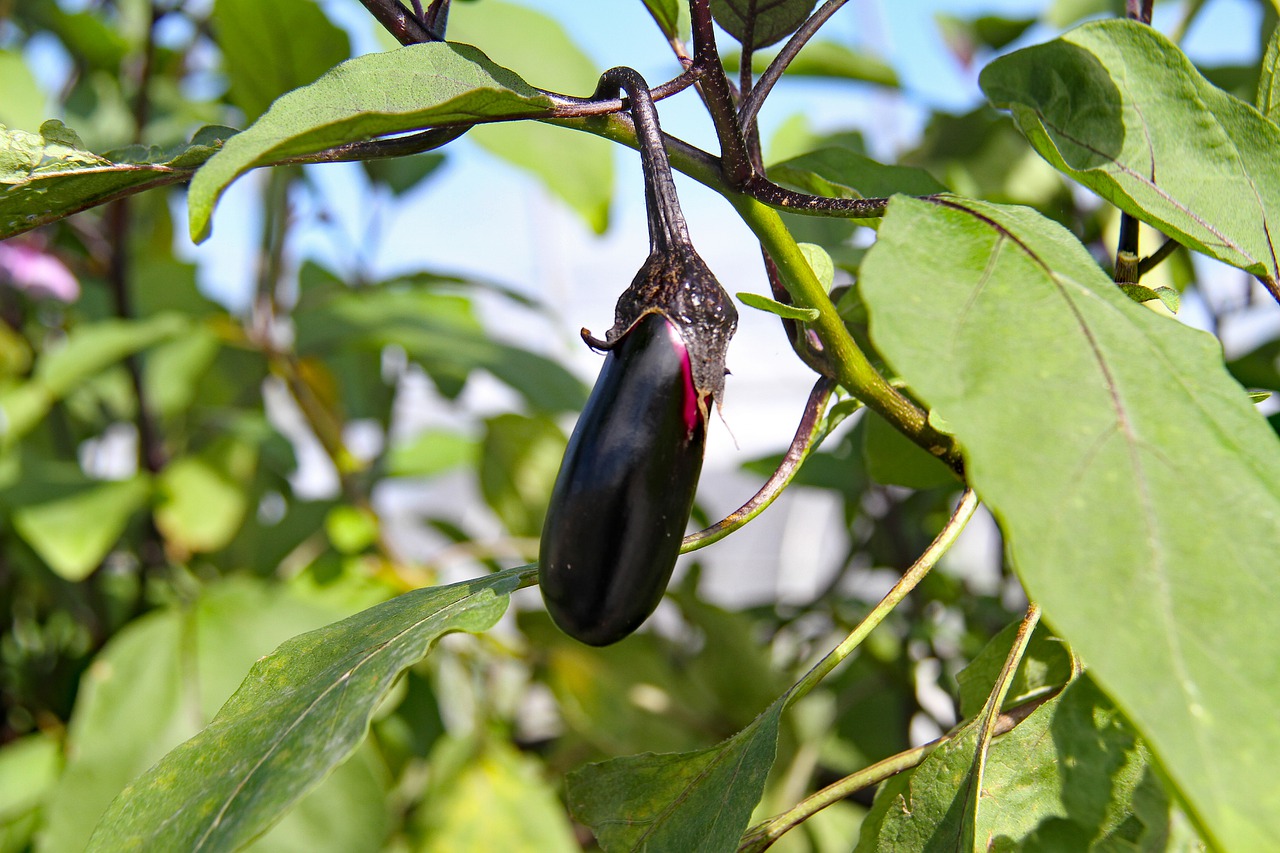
[[539, 68, 737, 645]]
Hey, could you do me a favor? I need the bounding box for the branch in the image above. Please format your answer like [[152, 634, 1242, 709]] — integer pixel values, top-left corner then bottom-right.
[[738, 684, 1059, 852], [1136, 237, 1180, 276], [739, 0, 851, 129], [783, 489, 978, 707], [357, 0, 437, 44], [689, 0, 755, 185], [682, 377, 836, 552]]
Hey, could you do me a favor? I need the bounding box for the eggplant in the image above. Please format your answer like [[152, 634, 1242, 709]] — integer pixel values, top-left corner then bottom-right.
[[538, 68, 737, 645]]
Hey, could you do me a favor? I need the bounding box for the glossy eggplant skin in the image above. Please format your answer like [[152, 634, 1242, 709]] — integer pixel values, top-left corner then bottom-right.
[[539, 312, 706, 646]]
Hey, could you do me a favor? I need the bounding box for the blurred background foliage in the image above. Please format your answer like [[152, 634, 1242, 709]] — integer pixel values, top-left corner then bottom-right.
[[0, 0, 1274, 850]]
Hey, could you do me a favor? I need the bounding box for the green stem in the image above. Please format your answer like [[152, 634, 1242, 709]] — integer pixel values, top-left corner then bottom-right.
[[784, 488, 977, 708], [730, 195, 961, 469]]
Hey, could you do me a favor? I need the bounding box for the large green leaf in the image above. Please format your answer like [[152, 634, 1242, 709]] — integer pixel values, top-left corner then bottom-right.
[[710, 0, 819, 49], [41, 579, 361, 853], [449, 1, 612, 233], [188, 43, 552, 242], [980, 20, 1280, 288], [568, 696, 782, 852], [772, 147, 947, 201], [213, 0, 350, 122], [0, 122, 230, 240], [88, 567, 530, 852], [860, 195, 1280, 851]]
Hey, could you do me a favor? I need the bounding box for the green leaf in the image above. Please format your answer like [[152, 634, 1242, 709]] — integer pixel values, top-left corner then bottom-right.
[[936, 14, 1035, 63], [725, 42, 899, 87], [772, 147, 947, 201], [980, 20, 1280, 286], [0, 51, 45, 132], [956, 620, 1073, 719], [568, 695, 783, 852], [479, 414, 566, 538], [860, 195, 1280, 852], [154, 438, 257, 555], [976, 677, 1170, 850], [710, 0, 819, 49], [861, 409, 956, 490], [213, 0, 350, 122], [737, 291, 820, 321], [0, 732, 60, 853], [295, 285, 586, 413], [0, 121, 231, 240], [857, 676, 1169, 851], [88, 568, 527, 851], [188, 43, 551, 242], [324, 505, 379, 555], [43, 579, 356, 853], [10, 473, 150, 581], [640, 0, 682, 38], [361, 152, 444, 195], [385, 428, 478, 478], [415, 737, 579, 852], [449, 1, 612, 233], [1258, 25, 1279, 120]]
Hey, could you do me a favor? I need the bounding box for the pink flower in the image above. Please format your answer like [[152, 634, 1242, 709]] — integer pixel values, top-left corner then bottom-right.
[[0, 239, 80, 302]]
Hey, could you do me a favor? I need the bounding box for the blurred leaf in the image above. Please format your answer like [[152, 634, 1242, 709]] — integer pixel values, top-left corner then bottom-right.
[[6, 467, 150, 582], [143, 324, 223, 419], [479, 413, 565, 538], [415, 737, 578, 852], [213, 0, 351, 121], [42, 579, 353, 853], [0, 121, 232, 240], [88, 568, 528, 852], [569, 695, 783, 852], [1227, 337, 1280, 391], [773, 147, 947, 201], [711, 0, 818, 49], [956, 620, 1072, 718], [154, 438, 257, 556], [1259, 25, 1279, 120], [361, 152, 444, 195], [0, 51, 45, 132], [861, 195, 1280, 852], [737, 291, 819, 321], [0, 313, 188, 444], [936, 14, 1034, 66], [325, 505, 379, 555], [1045, 0, 1120, 27], [295, 285, 586, 413], [861, 409, 955, 490], [981, 21, 1280, 286], [385, 429, 478, 479], [725, 41, 898, 87], [188, 43, 551, 242], [0, 732, 60, 853], [450, 2, 611, 233]]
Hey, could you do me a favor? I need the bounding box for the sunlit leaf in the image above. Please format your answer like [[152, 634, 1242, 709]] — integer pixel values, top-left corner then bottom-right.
[[0, 121, 231, 240], [981, 21, 1280, 287], [88, 568, 528, 852], [188, 43, 551, 242], [737, 291, 819, 321], [955, 620, 1073, 719], [772, 147, 947, 201], [640, 0, 682, 38], [860, 195, 1280, 851]]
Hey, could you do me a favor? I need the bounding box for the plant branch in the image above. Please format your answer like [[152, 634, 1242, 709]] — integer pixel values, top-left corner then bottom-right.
[[739, 0, 851, 129], [739, 683, 1056, 852], [1137, 237, 1180, 276], [783, 488, 978, 707], [730, 194, 961, 469], [1114, 212, 1140, 283], [357, 0, 437, 44], [689, 0, 755, 185], [682, 377, 836, 552], [1126, 0, 1154, 24]]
